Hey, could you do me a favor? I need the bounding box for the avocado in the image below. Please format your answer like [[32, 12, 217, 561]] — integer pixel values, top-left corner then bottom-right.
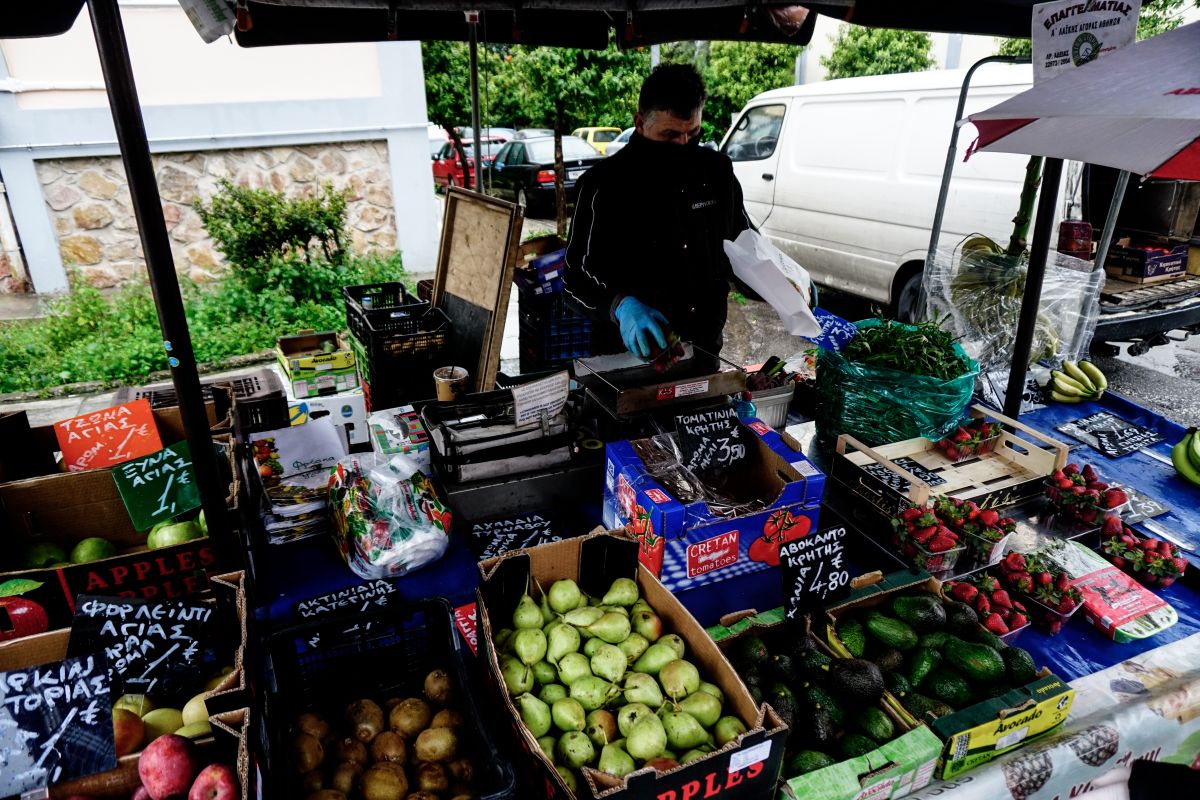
[[803, 704, 837, 748], [907, 646, 942, 688], [875, 647, 905, 673], [926, 667, 973, 708], [855, 706, 896, 743], [943, 638, 1006, 683], [770, 684, 798, 733], [901, 691, 955, 721], [828, 658, 885, 706], [801, 683, 846, 728], [795, 647, 833, 678], [1002, 647, 1037, 686], [890, 594, 948, 632], [944, 601, 980, 635], [837, 618, 867, 657], [969, 626, 1008, 651], [917, 631, 953, 651], [770, 653, 798, 682], [884, 671, 911, 698], [734, 635, 770, 667], [839, 733, 878, 759], [744, 672, 765, 705], [786, 750, 837, 776], [864, 611, 919, 651]]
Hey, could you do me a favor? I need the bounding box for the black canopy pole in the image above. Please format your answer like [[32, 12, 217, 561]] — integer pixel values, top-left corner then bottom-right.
[[467, 11, 483, 192], [1003, 157, 1064, 419], [86, 0, 234, 564]]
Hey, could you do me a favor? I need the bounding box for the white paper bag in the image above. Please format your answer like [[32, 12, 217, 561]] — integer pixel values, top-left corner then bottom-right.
[[723, 229, 821, 338]]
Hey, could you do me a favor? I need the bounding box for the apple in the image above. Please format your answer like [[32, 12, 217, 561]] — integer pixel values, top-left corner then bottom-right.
[[141, 708, 184, 742], [0, 597, 49, 642], [202, 666, 235, 691], [138, 735, 199, 800], [188, 763, 238, 800], [146, 521, 204, 550], [181, 693, 209, 727], [132, 788, 152, 800], [114, 694, 156, 717], [21, 542, 67, 569], [112, 707, 145, 757], [197, 510, 208, 536], [70, 537, 117, 564], [176, 721, 212, 739]]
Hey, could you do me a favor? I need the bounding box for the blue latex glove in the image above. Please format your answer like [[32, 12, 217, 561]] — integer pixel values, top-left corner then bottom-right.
[[614, 296, 669, 360]]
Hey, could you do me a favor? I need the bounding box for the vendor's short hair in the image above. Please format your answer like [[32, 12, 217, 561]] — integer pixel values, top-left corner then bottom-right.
[[639, 64, 707, 119]]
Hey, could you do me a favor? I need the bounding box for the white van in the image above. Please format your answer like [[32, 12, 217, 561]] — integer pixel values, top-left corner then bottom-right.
[[721, 66, 1035, 320]]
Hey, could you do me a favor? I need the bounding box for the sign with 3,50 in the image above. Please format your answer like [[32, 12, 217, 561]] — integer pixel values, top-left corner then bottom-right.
[[113, 440, 201, 531]]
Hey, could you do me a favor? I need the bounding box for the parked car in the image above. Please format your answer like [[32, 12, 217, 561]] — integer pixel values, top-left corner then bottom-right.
[[572, 126, 621, 156], [427, 124, 449, 157], [605, 127, 635, 156], [432, 138, 506, 190], [516, 128, 555, 139], [485, 135, 604, 216], [455, 126, 517, 141]]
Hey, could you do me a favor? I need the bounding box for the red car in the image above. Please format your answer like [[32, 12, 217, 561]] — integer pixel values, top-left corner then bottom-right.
[[431, 137, 506, 190]]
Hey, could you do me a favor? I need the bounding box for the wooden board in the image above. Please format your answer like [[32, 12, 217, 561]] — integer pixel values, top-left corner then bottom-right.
[[433, 187, 523, 392]]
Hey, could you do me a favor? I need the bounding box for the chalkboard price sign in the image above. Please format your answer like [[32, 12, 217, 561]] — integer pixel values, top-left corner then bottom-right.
[[781, 527, 851, 620], [674, 407, 749, 474], [296, 580, 397, 621], [112, 440, 201, 531], [0, 654, 116, 797]]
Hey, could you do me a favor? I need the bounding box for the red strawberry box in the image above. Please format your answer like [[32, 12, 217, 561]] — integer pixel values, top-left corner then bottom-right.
[[603, 419, 824, 594]]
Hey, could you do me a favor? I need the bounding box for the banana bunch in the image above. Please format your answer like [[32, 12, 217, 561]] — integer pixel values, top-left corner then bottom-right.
[[1170, 428, 1200, 488], [1050, 360, 1108, 403]]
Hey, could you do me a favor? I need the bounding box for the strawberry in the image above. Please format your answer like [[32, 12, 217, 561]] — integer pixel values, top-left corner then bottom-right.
[[912, 525, 937, 544], [916, 512, 937, 528], [1057, 478, 1074, 491], [1119, 533, 1138, 548], [1051, 470, 1067, 482], [1003, 552, 1027, 573], [1055, 573, 1071, 593], [1101, 515, 1123, 536], [1111, 556, 1126, 569], [1139, 539, 1159, 553], [978, 508, 1000, 527], [990, 589, 1013, 609], [900, 506, 923, 522], [995, 606, 1012, 621], [1159, 577, 1176, 588], [983, 613, 1009, 635], [928, 533, 956, 553], [1071, 485, 1087, 496], [950, 583, 979, 603], [1013, 574, 1034, 593], [1009, 613, 1028, 629], [945, 445, 961, 460], [1057, 596, 1076, 614], [966, 501, 981, 521], [1104, 488, 1129, 508], [1082, 464, 1098, 482], [974, 574, 1000, 593], [1036, 571, 1053, 587], [1173, 557, 1189, 574], [953, 427, 971, 443], [1048, 620, 1064, 635], [1064, 463, 1080, 476], [1012, 600, 1026, 613], [974, 595, 991, 615], [1089, 481, 1109, 492]]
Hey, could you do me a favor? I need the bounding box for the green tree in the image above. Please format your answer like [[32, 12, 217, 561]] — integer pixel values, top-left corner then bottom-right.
[[995, 37, 1032, 58], [702, 42, 799, 142], [820, 25, 934, 80], [421, 41, 470, 126], [504, 43, 649, 131]]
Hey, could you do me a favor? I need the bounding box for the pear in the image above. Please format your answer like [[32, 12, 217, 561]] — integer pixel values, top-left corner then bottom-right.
[[659, 634, 686, 659], [680, 745, 713, 764], [556, 766, 578, 793], [513, 594, 543, 630], [617, 703, 654, 737], [586, 612, 631, 645], [548, 579, 582, 614], [515, 693, 552, 738], [543, 618, 562, 636], [556, 731, 595, 769], [662, 711, 708, 750], [626, 715, 668, 761], [499, 653, 534, 695], [531, 660, 558, 686], [493, 628, 515, 652], [623, 672, 664, 708], [660, 660, 700, 701], [678, 692, 722, 728], [513, 628, 547, 667], [546, 624, 581, 666], [537, 735, 556, 761], [590, 644, 628, 684], [697, 681, 724, 705], [539, 683, 568, 706], [599, 743, 637, 778], [617, 632, 650, 664], [539, 592, 556, 625], [563, 606, 603, 628], [597, 604, 630, 618], [633, 643, 677, 676], [632, 610, 663, 642], [714, 715, 748, 747], [585, 709, 618, 748], [583, 637, 606, 658], [570, 676, 615, 711], [602, 577, 640, 607], [551, 697, 587, 732], [631, 599, 653, 616], [556, 652, 592, 686]]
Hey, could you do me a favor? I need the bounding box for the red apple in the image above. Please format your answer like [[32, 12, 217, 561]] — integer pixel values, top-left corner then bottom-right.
[[132, 788, 152, 800], [188, 764, 239, 800], [138, 735, 199, 800], [0, 597, 49, 642], [112, 708, 145, 757]]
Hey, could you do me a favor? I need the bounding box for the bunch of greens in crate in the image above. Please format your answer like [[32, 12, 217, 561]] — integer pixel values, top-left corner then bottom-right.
[[840, 316, 970, 381]]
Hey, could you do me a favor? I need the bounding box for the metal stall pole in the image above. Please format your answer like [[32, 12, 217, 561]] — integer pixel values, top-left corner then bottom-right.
[[467, 10, 483, 192], [1003, 158, 1064, 419], [86, 0, 234, 564], [1093, 169, 1131, 276]]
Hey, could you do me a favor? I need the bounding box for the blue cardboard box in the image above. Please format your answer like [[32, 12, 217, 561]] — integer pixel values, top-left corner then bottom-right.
[[603, 419, 825, 596]]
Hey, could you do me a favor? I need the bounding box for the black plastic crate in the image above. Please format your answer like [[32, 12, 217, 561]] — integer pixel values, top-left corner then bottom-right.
[[343, 282, 427, 340], [351, 334, 440, 411], [263, 597, 516, 800]]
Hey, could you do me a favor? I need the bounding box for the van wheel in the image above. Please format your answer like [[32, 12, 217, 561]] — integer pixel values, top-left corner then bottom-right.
[[893, 272, 926, 323]]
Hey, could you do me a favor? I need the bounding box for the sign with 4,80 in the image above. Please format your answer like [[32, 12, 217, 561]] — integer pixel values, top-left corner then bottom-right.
[[112, 440, 201, 531], [781, 526, 851, 620]]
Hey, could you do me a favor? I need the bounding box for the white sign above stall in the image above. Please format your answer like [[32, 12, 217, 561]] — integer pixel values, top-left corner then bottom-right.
[[1031, 0, 1141, 82]]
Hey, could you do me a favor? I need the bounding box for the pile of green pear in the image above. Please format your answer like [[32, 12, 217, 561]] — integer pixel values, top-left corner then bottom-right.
[[492, 577, 748, 793]]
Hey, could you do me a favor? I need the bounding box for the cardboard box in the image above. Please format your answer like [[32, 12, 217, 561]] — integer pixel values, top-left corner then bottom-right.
[[477, 529, 788, 800], [603, 420, 824, 595], [1189, 245, 1200, 277], [286, 386, 369, 446], [1104, 242, 1189, 284], [275, 331, 360, 398], [708, 608, 943, 800], [823, 572, 1075, 780]]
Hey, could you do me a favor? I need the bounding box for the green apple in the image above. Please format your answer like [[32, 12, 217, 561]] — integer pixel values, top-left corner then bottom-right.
[[176, 720, 212, 739], [197, 510, 208, 536], [203, 665, 235, 691], [181, 692, 209, 727], [141, 707, 183, 742], [22, 542, 67, 569], [114, 694, 156, 716], [70, 537, 117, 564], [146, 521, 204, 549]]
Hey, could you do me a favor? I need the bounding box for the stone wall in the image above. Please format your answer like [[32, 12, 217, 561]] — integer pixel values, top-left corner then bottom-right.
[[33, 141, 398, 290]]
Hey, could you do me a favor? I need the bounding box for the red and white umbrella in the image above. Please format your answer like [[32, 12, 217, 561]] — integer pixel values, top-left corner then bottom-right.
[[967, 21, 1200, 180]]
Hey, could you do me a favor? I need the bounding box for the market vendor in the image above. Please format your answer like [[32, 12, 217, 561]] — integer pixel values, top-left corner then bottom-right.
[[564, 64, 752, 364]]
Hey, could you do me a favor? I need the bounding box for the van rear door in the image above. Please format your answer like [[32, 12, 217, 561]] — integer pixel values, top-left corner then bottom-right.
[[723, 103, 787, 226]]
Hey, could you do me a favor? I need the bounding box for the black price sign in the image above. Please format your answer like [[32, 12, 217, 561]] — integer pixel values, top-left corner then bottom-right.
[[781, 527, 851, 620], [67, 595, 214, 700], [296, 580, 397, 621], [1123, 487, 1170, 523], [675, 407, 749, 474], [0, 654, 116, 797], [470, 514, 563, 560], [1057, 412, 1164, 458]]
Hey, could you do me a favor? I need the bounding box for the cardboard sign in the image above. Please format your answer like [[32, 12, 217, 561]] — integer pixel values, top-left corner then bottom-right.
[[675, 407, 749, 474], [0, 654, 116, 796], [112, 440, 201, 531], [1057, 411, 1163, 458], [781, 527, 851, 619], [511, 371, 570, 428], [295, 579, 397, 621], [1032, 0, 1140, 83], [66, 595, 214, 700], [54, 399, 164, 473]]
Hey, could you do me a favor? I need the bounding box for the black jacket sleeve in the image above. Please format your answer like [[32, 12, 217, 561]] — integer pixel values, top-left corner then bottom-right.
[[564, 172, 627, 322]]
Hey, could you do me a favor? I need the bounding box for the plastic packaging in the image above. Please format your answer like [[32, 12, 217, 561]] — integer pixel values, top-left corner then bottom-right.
[[328, 452, 451, 579], [923, 240, 1104, 378]]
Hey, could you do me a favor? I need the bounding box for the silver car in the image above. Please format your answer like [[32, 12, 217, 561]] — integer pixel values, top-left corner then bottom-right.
[[604, 127, 635, 156]]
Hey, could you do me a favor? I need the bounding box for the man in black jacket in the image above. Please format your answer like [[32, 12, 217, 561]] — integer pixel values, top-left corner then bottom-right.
[[564, 64, 751, 363]]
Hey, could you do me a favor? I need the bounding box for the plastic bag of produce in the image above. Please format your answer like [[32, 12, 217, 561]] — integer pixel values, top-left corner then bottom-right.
[[815, 318, 979, 449], [328, 452, 451, 579], [923, 238, 1103, 378]]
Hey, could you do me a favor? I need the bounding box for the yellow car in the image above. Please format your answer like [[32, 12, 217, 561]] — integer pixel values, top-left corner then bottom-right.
[[571, 126, 622, 156]]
